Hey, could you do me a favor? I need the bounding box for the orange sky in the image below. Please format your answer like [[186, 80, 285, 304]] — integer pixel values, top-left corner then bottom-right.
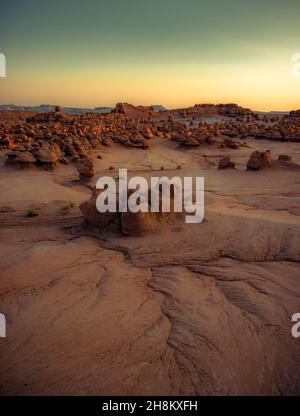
[[1, 0, 300, 111]]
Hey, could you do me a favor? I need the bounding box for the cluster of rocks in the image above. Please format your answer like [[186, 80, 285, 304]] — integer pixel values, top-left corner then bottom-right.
[[169, 122, 242, 148], [168, 111, 300, 145], [0, 110, 161, 172], [1, 106, 300, 177], [216, 113, 300, 142], [170, 122, 220, 146], [6, 142, 64, 168], [2, 106, 255, 171]]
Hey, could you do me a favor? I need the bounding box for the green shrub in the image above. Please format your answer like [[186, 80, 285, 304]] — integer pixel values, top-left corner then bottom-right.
[[26, 208, 38, 217], [63, 201, 75, 211]]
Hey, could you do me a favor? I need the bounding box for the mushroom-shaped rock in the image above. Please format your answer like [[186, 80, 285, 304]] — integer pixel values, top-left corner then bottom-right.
[[35, 144, 61, 164], [247, 150, 273, 170], [76, 156, 94, 180], [80, 184, 182, 236]]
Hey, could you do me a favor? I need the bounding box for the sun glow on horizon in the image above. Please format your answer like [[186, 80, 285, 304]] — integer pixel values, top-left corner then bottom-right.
[[1, 59, 299, 112], [1, 0, 300, 111]]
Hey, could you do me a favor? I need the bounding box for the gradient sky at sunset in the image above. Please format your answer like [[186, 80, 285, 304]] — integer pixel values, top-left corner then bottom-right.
[[0, 0, 300, 110]]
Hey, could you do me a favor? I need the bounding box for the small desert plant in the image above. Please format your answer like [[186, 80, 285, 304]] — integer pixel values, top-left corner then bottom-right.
[[177, 164, 182, 169], [26, 208, 38, 217], [160, 166, 165, 170], [63, 201, 75, 211]]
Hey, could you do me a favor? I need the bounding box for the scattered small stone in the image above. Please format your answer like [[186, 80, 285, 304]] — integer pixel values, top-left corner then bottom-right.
[[278, 154, 292, 161], [218, 155, 235, 169]]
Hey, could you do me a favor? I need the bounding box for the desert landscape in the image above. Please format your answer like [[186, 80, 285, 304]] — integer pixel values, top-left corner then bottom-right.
[[1, 0, 300, 400], [0, 103, 300, 395]]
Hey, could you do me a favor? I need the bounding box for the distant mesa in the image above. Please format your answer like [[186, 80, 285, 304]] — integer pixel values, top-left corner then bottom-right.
[[0, 103, 167, 116], [1, 103, 299, 119], [0, 104, 113, 115], [171, 103, 252, 118], [290, 109, 300, 118], [112, 103, 169, 120], [150, 105, 167, 112]]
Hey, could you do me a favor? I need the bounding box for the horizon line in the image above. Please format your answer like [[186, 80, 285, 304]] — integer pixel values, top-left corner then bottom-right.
[[0, 102, 296, 113]]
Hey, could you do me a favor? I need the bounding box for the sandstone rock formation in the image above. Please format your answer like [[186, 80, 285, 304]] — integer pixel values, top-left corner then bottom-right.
[[112, 103, 170, 121], [76, 156, 95, 180], [247, 150, 273, 170], [80, 185, 181, 236], [171, 103, 252, 119]]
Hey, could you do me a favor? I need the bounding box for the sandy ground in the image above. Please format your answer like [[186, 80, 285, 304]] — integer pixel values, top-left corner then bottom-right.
[[0, 136, 300, 395]]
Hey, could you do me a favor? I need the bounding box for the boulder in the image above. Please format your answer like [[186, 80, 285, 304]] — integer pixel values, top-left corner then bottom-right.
[[247, 150, 273, 170], [34, 144, 61, 165], [77, 156, 94, 180], [79, 189, 121, 232]]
